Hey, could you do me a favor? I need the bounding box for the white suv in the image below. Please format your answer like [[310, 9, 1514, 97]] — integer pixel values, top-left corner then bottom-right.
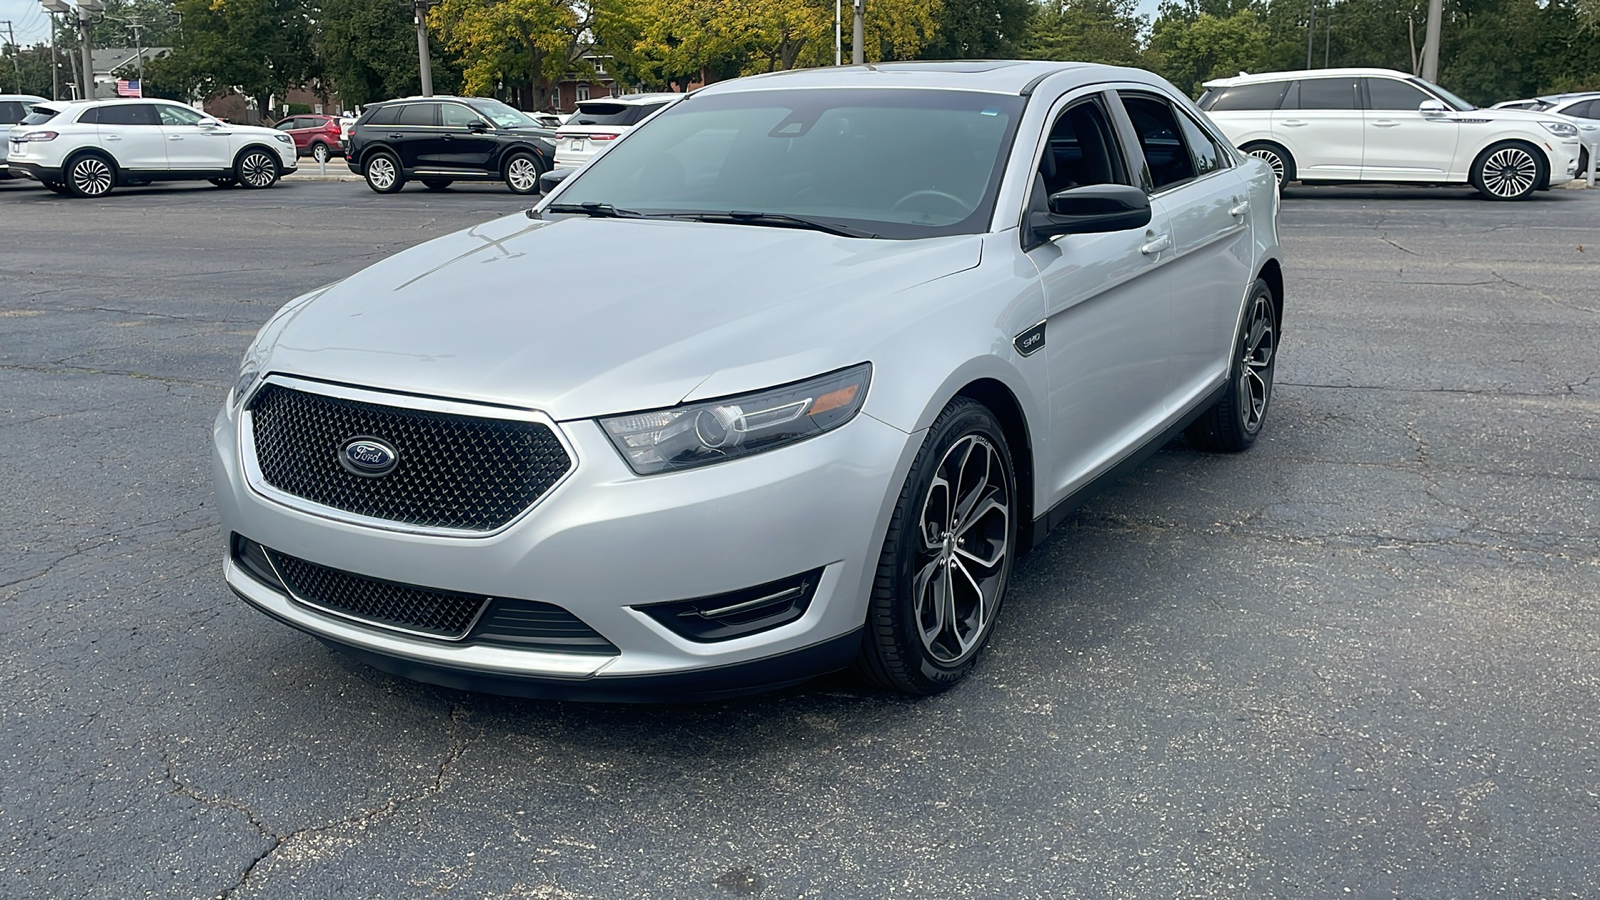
[[1198, 68, 1583, 200], [5, 98, 298, 197], [552, 93, 680, 169]]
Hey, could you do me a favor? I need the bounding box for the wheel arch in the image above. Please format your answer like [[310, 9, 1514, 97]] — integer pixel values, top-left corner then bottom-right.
[[953, 377, 1037, 551], [358, 142, 398, 168], [1256, 256, 1285, 333], [501, 144, 549, 172], [63, 146, 118, 176], [232, 143, 282, 171]]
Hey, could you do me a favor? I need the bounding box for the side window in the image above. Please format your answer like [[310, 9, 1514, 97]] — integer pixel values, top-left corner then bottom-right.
[[1205, 81, 1290, 112], [1118, 93, 1197, 190], [1569, 100, 1598, 120], [1366, 78, 1432, 111], [1033, 98, 1127, 203], [1176, 111, 1226, 175], [76, 107, 99, 125], [159, 105, 204, 126], [1295, 79, 1358, 110], [439, 103, 482, 128], [0, 101, 22, 123], [397, 104, 437, 126], [274, 118, 297, 130], [625, 102, 669, 125], [98, 104, 161, 126], [366, 105, 400, 126]]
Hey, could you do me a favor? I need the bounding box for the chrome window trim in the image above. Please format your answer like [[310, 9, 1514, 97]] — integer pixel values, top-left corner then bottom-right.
[[238, 373, 581, 539]]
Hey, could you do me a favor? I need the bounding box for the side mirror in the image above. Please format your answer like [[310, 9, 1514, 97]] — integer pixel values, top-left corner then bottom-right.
[[1031, 184, 1152, 239], [197, 117, 221, 129], [467, 121, 489, 133], [538, 167, 573, 194], [1419, 99, 1449, 116]]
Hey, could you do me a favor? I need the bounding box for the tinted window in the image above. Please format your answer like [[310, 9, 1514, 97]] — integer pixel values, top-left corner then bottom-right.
[[1119, 93, 1197, 190], [22, 107, 60, 125], [1177, 111, 1226, 175], [555, 88, 1025, 239], [1036, 100, 1127, 200], [1203, 81, 1289, 112], [440, 103, 482, 128], [1565, 99, 1598, 119], [159, 104, 205, 126], [398, 103, 437, 126], [1292, 79, 1357, 110], [365, 105, 400, 126], [1366, 78, 1432, 110], [97, 103, 160, 126], [274, 118, 298, 130], [0, 101, 23, 123], [572, 101, 667, 127]]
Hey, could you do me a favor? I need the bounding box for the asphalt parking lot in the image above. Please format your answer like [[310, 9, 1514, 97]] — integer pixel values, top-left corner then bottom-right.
[[2, 178, 1597, 899]]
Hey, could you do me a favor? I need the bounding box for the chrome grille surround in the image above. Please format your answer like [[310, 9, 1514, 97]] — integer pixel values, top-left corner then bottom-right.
[[239, 375, 578, 538]]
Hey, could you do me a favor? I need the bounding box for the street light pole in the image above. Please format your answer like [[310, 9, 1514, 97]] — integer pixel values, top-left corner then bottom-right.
[[835, 0, 840, 66], [851, 0, 863, 65], [1304, 0, 1315, 69], [412, 0, 434, 96], [1421, 0, 1442, 82], [76, 0, 103, 101]]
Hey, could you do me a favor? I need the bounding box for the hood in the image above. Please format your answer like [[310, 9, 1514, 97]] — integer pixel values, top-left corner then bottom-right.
[[261, 214, 982, 420]]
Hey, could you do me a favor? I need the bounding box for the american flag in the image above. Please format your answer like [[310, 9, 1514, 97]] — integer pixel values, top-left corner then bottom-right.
[[116, 79, 142, 98]]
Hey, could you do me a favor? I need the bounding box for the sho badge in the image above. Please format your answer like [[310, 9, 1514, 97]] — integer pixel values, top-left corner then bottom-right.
[[1013, 322, 1046, 357], [339, 437, 399, 477]]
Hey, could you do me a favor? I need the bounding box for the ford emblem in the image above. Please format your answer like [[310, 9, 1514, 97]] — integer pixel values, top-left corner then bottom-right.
[[339, 437, 399, 477]]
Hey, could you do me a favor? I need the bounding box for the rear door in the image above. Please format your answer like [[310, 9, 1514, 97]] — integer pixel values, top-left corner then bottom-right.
[[391, 102, 438, 169], [1272, 77, 1363, 178], [95, 103, 168, 171], [1360, 76, 1458, 179]]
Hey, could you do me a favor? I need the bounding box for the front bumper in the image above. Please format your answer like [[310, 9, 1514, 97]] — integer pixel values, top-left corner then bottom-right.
[[213, 377, 918, 698]]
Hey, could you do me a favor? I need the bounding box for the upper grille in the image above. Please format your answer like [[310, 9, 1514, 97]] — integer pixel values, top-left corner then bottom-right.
[[267, 547, 488, 638], [248, 383, 573, 531]]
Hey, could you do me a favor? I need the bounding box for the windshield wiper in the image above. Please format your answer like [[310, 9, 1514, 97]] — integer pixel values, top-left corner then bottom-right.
[[674, 211, 878, 239], [544, 202, 645, 219]]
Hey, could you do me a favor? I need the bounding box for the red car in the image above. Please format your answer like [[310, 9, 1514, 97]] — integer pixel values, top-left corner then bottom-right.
[[272, 114, 344, 164]]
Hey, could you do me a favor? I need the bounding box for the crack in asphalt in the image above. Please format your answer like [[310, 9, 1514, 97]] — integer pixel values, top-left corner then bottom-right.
[[0, 362, 222, 389]]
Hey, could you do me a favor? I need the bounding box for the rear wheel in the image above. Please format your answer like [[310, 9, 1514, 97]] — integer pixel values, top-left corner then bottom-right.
[[236, 149, 280, 189], [1186, 278, 1277, 452], [1471, 141, 1544, 200], [310, 142, 330, 164], [420, 178, 453, 190], [364, 151, 403, 193], [65, 154, 115, 198], [1242, 142, 1294, 187], [503, 152, 542, 195], [854, 397, 1016, 695]]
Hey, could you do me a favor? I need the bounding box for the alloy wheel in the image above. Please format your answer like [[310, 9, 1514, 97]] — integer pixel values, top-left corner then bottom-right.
[[913, 434, 1010, 664], [506, 156, 540, 193], [368, 156, 396, 190], [1482, 147, 1538, 198], [312, 144, 329, 164], [71, 157, 113, 196], [1248, 147, 1285, 183], [240, 152, 276, 187], [1238, 292, 1276, 433]]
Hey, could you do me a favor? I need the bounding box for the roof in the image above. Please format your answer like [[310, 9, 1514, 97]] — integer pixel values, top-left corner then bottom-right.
[[695, 60, 1151, 97], [1203, 67, 1416, 88], [576, 93, 683, 105]]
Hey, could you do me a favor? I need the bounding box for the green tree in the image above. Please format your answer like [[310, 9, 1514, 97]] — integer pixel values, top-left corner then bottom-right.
[[147, 0, 318, 113], [319, 0, 451, 105], [1022, 0, 1144, 65], [1146, 9, 1270, 95], [922, 0, 1034, 58]]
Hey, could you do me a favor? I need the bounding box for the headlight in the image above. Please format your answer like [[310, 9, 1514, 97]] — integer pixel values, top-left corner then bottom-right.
[[273, 133, 293, 144], [599, 364, 872, 475], [1540, 121, 1579, 138], [232, 363, 261, 408]]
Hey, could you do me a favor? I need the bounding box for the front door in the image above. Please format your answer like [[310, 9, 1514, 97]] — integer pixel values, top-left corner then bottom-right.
[[95, 103, 167, 171], [1027, 92, 1176, 501], [1360, 77, 1459, 179], [1272, 76, 1364, 179], [431, 103, 498, 172], [159, 103, 233, 170]]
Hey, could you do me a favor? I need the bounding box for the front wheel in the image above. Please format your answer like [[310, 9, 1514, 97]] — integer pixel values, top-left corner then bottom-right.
[[855, 397, 1016, 695], [503, 152, 542, 195], [311, 143, 330, 164], [1186, 278, 1277, 452], [364, 151, 403, 194], [1471, 141, 1545, 200], [236, 149, 280, 189]]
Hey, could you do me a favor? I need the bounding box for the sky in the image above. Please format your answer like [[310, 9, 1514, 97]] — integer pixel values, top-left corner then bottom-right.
[[1, 0, 1172, 64]]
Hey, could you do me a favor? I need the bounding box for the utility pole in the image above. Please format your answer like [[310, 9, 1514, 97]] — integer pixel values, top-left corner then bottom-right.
[[2, 21, 20, 94], [128, 18, 143, 87], [1323, 8, 1331, 67], [1421, 0, 1442, 82], [835, 0, 841, 66], [43, 0, 71, 100], [851, 0, 863, 65], [410, 0, 435, 96], [1305, 0, 1315, 69], [77, 0, 103, 101]]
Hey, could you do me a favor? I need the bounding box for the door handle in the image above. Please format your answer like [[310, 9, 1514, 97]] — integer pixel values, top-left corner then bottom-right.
[[1229, 200, 1250, 218], [1372, 120, 1400, 127], [169, 135, 183, 141], [1140, 234, 1171, 255], [442, 135, 453, 142], [388, 133, 403, 140], [1280, 119, 1308, 127], [104, 134, 121, 140]]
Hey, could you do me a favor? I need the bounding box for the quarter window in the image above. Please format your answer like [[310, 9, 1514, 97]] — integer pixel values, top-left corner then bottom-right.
[[1366, 78, 1432, 111], [1176, 111, 1227, 175], [1292, 79, 1358, 110]]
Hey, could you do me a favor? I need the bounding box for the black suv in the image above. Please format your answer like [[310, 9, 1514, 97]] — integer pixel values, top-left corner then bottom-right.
[[346, 96, 556, 195]]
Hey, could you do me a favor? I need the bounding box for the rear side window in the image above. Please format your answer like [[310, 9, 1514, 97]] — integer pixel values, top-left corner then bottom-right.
[[96, 103, 161, 126], [1291, 79, 1358, 110], [1566, 99, 1598, 119], [364, 105, 400, 126], [1366, 78, 1432, 111], [1176, 111, 1227, 175], [1119, 93, 1198, 190], [1201, 81, 1289, 112], [397, 103, 437, 126], [0, 101, 24, 123], [22, 107, 60, 125]]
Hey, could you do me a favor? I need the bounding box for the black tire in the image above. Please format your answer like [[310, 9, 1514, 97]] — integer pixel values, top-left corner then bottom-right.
[[1578, 148, 1590, 180], [64, 153, 116, 198], [364, 150, 404, 194], [310, 142, 330, 164], [209, 177, 237, 188], [854, 397, 1017, 695], [236, 148, 280, 189], [420, 178, 453, 190], [1186, 278, 1278, 452], [1471, 140, 1545, 201], [1242, 141, 1295, 187], [503, 151, 542, 195]]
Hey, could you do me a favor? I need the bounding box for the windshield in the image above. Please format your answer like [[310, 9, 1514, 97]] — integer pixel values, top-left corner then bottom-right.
[[471, 99, 540, 129], [1412, 78, 1476, 111], [550, 88, 1025, 239]]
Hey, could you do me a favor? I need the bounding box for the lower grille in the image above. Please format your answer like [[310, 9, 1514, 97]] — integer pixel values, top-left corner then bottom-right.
[[233, 536, 617, 654]]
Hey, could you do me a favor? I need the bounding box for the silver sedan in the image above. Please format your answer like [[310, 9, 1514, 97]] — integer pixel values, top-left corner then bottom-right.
[[213, 61, 1284, 700]]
